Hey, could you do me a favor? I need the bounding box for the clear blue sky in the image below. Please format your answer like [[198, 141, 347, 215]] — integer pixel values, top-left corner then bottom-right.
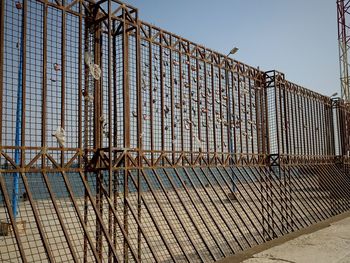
[[126, 0, 339, 96]]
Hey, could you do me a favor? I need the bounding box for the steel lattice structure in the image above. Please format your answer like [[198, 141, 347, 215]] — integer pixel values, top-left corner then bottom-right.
[[337, 0, 350, 101], [0, 0, 350, 262]]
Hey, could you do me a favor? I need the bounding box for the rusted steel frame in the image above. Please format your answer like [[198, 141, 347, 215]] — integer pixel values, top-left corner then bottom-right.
[[270, 168, 310, 230], [323, 101, 330, 156], [267, 164, 316, 229], [268, 165, 311, 228], [83, 12, 92, 263], [314, 100, 321, 156], [107, 1, 114, 262], [280, 84, 292, 230], [42, 2, 48, 170], [288, 166, 333, 220], [240, 166, 295, 233], [213, 166, 268, 243], [122, 10, 131, 260], [236, 165, 277, 238], [274, 77, 281, 156], [229, 70, 237, 163], [128, 170, 179, 263], [178, 51, 184, 165], [19, 173, 55, 262], [41, 172, 79, 262], [57, 171, 102, 263], [181, 166, 241, 253], [332, 163, 350, 199], [306, 95, 313, 156], [218, 66, 224, 160], [159, 37, 165, 158], [243, 77, 249, 155], [93, 178, 143, 262], [0, 177, 27, 262], [139, 168, 201, 261], [290, 90, 297, 158], [295, 92, 302, 156], [302, 95, 308, 157], [148, 30, 154, 165], [135, 22, 143, 263], [314, 164, 350, 210], [321, 102, 328, 156], [93, 19, 103, 258], [71, 171, 124, 262], [122, 10, 130, 149], [222, 166, 278, 240], [194, 166, 256, 248], [211, 62, 217, 159], [170, 40, 175, 164], [78, 1, 83, 167], [329, 102, 337, 155], [196, 54, 202, 159], [248, 78, 254, 154], [151, 168, 206, 262], [276, 168, 313, 227], [170, 167, 222, 260], [60, 1, 66, 166], [324, 164, 350, 211], [234, 166, 287, 235], [0, 0, 5, 144], [301, 163, 347, 215], [278, 81, 285, 157], [123, 196, 161, 262], [34, 0, 84, 17], [294, 163, 340, 216], [237, 73, 243, 156], [310, 99, 317, 156], [204, 60, 210, 163], [187, 52, 194, 164]]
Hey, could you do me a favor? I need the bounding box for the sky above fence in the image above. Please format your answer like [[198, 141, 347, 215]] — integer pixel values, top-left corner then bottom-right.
[[126, 0, 339, 97]]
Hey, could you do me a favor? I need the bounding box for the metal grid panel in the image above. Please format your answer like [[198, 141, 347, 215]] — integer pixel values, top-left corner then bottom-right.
[[0, 0, 350, 262]]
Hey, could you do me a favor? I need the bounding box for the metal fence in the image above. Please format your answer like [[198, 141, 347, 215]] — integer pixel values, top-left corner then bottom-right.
[[0, 0, 350, 262]]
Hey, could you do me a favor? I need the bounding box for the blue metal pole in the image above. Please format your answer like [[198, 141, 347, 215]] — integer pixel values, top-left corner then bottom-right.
[[12, 11, 24, 220]]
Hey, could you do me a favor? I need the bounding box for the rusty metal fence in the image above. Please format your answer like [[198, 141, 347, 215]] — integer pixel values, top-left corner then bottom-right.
[[0, 0, 350, 262]]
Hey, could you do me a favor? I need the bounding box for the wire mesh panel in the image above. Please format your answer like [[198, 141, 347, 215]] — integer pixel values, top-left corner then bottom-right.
[[0, 0, 350, 262]]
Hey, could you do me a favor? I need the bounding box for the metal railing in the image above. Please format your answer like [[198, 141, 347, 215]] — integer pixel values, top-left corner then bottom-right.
[[0, 0, 349, 262]]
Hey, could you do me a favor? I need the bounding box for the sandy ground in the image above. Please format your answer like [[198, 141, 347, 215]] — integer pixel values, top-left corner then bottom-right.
[[243, 216, 350, 263]]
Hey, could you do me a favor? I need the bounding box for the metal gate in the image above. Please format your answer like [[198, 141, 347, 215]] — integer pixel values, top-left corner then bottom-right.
[[0, 0, 350, 262]]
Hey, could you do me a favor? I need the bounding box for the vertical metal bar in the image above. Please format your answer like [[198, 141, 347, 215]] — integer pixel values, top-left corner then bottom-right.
[[0, 176, 27, 263], [61, 1, 66, 166], [94, 18, 103, 260], [204, 59, 210, 163], [178, 50, 184, 164], [211, 61, 217, 160], [122, 10, 130, 261], [196, 52, 202, 161], [135, 17, 143, 263], [107, 2, 113, 262], [41, 1, 47, 172], [170, 40, 175, 164], [218, 66, 224, 161], [148, 28, 154, 165], [159, 36, 165, 161], [0, 0, 5, 145]]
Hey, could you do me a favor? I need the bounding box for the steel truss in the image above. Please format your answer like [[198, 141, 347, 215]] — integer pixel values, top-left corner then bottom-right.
[[0, 0, 350, 262]]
